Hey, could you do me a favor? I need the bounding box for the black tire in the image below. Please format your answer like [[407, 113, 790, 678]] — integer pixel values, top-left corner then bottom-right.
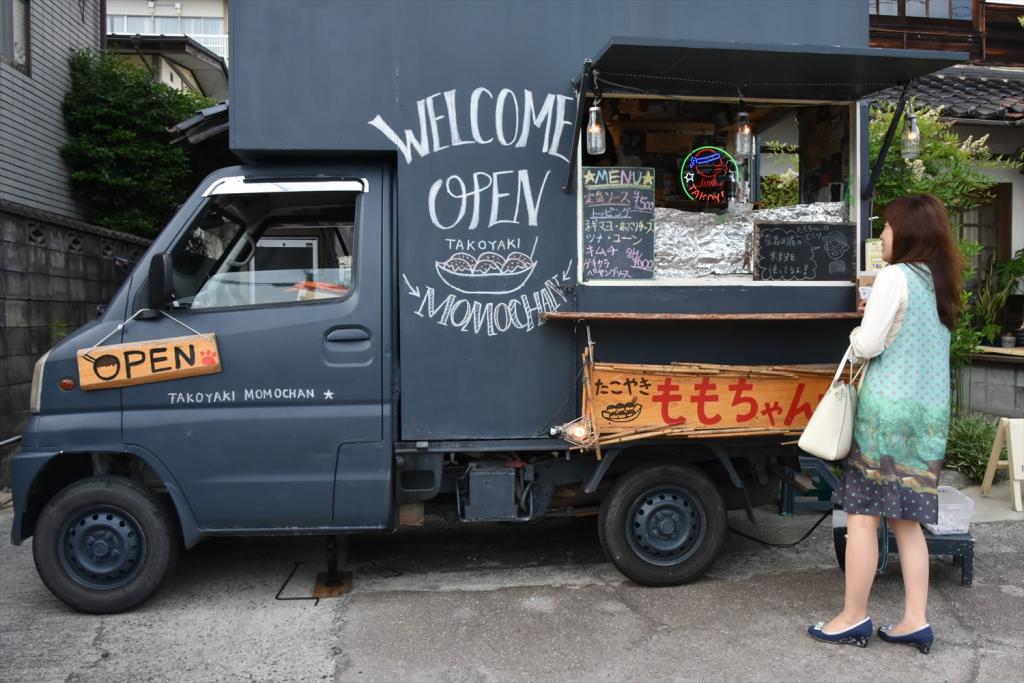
[[598, 464, 726, 586], [32, 476, 179, 614]]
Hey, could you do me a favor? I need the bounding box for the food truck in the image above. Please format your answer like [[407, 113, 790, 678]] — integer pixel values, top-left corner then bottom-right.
[[8, 0, 963, 612]]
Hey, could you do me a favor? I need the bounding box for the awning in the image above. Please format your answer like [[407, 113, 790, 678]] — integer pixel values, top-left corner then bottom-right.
[[107, 34, 229, 101], [588, 38, 967, 101]]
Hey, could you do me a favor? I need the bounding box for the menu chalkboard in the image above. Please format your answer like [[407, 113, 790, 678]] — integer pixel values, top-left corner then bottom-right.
[[582, 167, 656, 280], [753, 222, 857, 281]]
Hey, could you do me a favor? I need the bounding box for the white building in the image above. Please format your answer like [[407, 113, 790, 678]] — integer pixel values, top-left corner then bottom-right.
[[106, 0, 228, 61], [106, 0, 228, 99]]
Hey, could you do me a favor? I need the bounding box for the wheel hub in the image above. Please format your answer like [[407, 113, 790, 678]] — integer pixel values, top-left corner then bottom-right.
[[59, 507, 146, 590], [627, 486, 706, 566]]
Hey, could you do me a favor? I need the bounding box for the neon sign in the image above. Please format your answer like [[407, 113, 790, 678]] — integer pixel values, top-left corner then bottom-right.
[[680, 146, 738, 204]]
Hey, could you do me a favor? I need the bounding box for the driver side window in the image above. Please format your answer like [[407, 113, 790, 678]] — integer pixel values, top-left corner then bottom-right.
[[169, 190, 357, 310]]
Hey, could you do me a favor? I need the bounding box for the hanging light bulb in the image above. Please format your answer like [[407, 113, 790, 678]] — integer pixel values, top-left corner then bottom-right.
[[901, 113, 921, 161], [735, 109, 752, 157], [586, 101, 606, 156]]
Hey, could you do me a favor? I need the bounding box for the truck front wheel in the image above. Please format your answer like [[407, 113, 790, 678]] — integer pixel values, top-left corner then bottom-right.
[[598, 464, 725, 586], [32, 477, 178, 614]]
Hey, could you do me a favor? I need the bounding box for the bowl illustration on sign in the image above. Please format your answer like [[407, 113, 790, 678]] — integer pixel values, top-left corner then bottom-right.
[[91, 354, 121, 381], [601, 396, 643, 423], [435, 250, 538, 295]]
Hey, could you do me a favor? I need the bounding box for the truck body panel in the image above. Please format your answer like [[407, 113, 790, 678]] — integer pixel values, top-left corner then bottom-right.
[[228, 0, 871, 441]]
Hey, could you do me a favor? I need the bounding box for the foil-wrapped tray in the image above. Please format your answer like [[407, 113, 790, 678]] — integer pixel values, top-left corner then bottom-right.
[[654, 202, 848, 279]]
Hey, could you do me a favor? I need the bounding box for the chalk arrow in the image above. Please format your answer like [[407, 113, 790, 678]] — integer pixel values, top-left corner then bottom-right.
[[402, 273, 420, 298], [562, 260, 574, 282]]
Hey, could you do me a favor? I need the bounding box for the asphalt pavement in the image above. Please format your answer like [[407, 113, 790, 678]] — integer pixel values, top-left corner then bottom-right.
[[1, 485, 1022, 682]]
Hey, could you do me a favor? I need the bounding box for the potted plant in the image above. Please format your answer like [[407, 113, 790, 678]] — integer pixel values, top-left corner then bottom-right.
[[973, 249, 1024, 345]]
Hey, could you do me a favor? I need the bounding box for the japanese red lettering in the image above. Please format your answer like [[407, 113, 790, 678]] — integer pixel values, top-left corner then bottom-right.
[[690, 378, 721, 425], [728, 378, 758, 423], [783, 382, 814, 426], [761, 401, 783, 427], [652, 378, 687, 426]]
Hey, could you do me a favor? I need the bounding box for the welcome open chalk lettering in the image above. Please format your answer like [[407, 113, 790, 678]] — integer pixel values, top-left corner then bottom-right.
[[371, 87, 575, 336]]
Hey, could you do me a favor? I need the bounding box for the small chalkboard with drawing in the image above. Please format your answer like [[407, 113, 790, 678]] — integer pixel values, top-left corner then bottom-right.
[[581, 167, 656, 281], [753, 222, 857, 282]]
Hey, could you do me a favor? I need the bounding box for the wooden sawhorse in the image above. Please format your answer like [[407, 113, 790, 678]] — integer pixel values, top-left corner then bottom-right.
[[981, 418, 1023, 513]]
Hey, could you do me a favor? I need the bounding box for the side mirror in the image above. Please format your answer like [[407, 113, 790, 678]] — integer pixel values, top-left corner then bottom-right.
[[147, 253, 174, 311]]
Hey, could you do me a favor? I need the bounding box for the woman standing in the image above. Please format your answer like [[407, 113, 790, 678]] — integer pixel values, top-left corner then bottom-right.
[[808, 194, 963, 653]]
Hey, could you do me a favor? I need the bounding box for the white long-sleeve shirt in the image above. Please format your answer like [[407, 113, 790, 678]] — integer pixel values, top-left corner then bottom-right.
[[850, 264, 909, 360]]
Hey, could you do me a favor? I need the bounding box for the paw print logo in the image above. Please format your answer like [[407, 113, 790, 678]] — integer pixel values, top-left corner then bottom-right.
[[200, 349, 218, 366]]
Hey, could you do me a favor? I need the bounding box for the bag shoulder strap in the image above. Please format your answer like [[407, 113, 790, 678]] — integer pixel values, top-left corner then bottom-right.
[[830, 346, 870, 388]]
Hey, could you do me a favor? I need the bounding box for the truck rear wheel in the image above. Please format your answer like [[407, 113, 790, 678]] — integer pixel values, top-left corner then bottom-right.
[[598, 464, 725, 586], [32, 477, 178, 614]]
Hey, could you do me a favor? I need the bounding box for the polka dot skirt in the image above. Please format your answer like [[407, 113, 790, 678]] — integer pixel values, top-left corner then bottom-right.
[[834, 443, 938, 524]]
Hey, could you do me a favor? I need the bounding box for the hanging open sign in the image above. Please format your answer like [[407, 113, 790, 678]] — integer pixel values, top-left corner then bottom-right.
[[77, 334, 221, 390]]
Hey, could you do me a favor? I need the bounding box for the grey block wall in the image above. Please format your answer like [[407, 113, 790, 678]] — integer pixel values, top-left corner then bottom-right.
[[1, 201, 149, 485], [0, 0, 102, 221], [961, 360, 1024, 419]]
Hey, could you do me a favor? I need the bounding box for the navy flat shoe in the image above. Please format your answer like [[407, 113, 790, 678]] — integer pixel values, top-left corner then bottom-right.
[[807, 617, 872, 647], [878, 624, 934, 654]]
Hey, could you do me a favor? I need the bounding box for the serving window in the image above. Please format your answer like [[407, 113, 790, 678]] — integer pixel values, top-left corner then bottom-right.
[[577, 97, 859, 285]]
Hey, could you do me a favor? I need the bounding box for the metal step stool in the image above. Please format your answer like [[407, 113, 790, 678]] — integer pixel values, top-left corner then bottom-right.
[[832, 523, 975, 586], [779, 456, 840, 515]]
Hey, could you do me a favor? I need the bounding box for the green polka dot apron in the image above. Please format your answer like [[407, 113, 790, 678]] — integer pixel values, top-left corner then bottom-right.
[[835, 263, 950, 524]]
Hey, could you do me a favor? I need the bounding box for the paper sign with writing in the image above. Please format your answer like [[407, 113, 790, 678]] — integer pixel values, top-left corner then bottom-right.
[[588, 365, 831, 434], [77, 334, 221, 390], [864, 238, 886, 272]]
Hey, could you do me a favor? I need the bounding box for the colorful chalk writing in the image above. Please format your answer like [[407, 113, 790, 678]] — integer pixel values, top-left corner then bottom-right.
[[582, 167, 656, 281]]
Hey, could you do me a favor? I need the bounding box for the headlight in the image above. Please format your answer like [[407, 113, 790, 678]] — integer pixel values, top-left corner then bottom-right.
[[30, 350, 50, 413]]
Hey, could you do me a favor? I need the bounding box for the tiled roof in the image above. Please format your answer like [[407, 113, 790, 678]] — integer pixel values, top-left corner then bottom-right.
[[875, 65, 1024, 122]]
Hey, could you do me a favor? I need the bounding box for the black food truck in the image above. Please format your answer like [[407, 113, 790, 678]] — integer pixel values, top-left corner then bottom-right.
[[9, 0, 963, 612]]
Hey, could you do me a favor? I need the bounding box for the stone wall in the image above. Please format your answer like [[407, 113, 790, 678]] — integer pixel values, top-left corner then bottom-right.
[[1, 200, 149, 485], [961, 357, 1024, 419]]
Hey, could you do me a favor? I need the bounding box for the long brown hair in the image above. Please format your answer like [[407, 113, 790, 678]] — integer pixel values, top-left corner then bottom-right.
[[884, 194, 962, 331]]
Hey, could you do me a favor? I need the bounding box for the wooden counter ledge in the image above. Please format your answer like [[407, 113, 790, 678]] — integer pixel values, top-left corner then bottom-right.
[[540, 311, 863, 322]]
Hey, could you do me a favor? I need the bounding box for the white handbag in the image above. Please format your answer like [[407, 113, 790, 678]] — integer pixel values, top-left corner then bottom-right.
[[798, 346, 868, 461]]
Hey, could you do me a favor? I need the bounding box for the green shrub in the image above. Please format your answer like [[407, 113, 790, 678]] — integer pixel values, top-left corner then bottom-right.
[[759, 169, 800, 209], [945, 412, 1003, 483], [61, 50, 213, 237]]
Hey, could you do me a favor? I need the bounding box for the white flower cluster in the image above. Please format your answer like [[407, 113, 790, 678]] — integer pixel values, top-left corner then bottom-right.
[[959, 134, 991, 157], [909, 159, 927, 182]]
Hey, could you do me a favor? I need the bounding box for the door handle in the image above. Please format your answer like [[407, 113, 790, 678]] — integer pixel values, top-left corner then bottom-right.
[[326, 328, 370, 342]]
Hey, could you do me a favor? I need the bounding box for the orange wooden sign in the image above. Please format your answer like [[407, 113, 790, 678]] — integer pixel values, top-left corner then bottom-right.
[[586, 362, 832, 442], [77, 334, 221, 391]]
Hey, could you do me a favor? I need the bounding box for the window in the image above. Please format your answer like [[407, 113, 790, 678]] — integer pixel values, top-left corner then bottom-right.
[[180, 16, 202, 34], [0, 0, 29, 73], [106, 14, 126, 33], [125, 15, 152, 33], [869, 0, 973, 21], [200, 17, 224, 34], [579, 97, 856, 284], [169, 191, 357, 310], [871, 0, 899, 15], [154, 16, 180, 34], [955, 184, 1012, 288], [179, 16, 224, 35]]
